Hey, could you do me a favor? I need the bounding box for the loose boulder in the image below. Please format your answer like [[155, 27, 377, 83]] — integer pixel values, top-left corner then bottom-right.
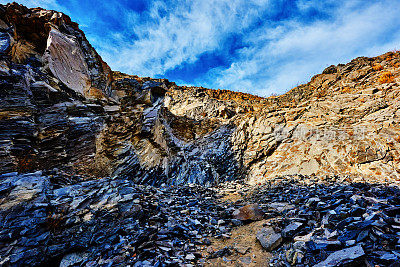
[[314, 245, 365, 267], [233, 204, 264, 221], [256, 227, 282, 251]]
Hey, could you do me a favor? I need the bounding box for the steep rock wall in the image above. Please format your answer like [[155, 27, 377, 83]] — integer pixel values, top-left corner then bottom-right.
[[0, 3, 113, 99], [0, 3, 399, 186], [234, 55, 400, 184]]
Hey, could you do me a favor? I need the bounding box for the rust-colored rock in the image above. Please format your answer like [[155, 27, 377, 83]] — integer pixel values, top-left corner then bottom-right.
[[233, 204, 264, 221]]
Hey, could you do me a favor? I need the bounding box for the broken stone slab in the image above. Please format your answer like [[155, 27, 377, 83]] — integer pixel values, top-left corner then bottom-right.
[[256, 227, 282, 251], [208, 246, 232, 259], [233, 245, 250, 255], [43, 27, 92, 96], [267, 202, 295, 213], [313, 245, 365, 267], [104, 105, 120, 113], [282, 222, 303, 238], [232, 204, 264, 221], [294, 231, 313, 242], [60, 252, 88, 267], [312, 240, 342, 251]]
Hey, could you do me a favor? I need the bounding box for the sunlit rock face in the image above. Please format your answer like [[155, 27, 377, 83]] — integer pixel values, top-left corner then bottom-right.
[[238, 56, 400, 185], [2, 3, 400, 267], [43, 27, 92, 96], [0, 2, 399, 185]]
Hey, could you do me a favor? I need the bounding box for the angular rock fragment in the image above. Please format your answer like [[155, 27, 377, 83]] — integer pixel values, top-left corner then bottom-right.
[[282, 222, 303, 238], [256, 227, 282, 251], [314, 245, 365, 267]]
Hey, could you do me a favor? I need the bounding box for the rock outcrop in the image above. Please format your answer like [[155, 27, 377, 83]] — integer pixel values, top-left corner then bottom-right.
[[0, 2, 399, 186], [239, 56, 400, 184]]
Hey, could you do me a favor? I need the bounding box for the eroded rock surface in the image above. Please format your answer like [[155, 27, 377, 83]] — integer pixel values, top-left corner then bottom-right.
[[1, 3, 400, 185], [43, 27, 92, 96]]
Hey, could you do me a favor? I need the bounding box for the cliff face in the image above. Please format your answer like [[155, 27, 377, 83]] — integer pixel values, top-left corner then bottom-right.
[[237, 55, 400, 184], [1, 2, 399, 186], [0, 2, 111, 176]]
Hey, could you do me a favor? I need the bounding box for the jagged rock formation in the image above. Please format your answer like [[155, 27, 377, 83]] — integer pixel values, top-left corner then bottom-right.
[[0, 2, 399, 187], [241, 55, 400, 184], [261, 59, 398, 182]]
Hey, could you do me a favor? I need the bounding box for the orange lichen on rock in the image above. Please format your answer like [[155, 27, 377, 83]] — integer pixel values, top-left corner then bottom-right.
[[341, 86, 352, 93], [378, 72, 394, 84], [372, 64, 383, 71], [179, 86, 264, 105], [87, 87, 107, 100]]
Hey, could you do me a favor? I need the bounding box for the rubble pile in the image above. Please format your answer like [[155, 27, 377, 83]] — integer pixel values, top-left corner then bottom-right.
[[3, 171, 399, 266], [0, 171, 237, 266], [211, 176, 400, 266]]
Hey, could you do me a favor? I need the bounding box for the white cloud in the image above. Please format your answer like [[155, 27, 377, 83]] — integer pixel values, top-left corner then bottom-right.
[[203, 0, 400, 96], [95, 0, 272, 78]]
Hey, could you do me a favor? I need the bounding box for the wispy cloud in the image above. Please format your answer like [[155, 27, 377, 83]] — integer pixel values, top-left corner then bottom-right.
[[9, 0, 400, 96], [202, 0, 400, 96], [98, 0, 271, 77]]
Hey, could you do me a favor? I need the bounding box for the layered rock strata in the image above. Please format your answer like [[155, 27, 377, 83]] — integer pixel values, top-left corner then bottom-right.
[[0, 2, 399, 186]]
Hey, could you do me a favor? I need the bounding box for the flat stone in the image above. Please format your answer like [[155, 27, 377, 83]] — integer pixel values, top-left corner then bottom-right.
[[267, 202, 295, 213], [380, 253, 398, 261], [282, 222, 303, 238], [256, 227, 282, 251], [234, 245, 250, 255], [60, 253, 87, 267], [294, 232, 313, 242], [313, 239, 342, 250], [185, 254, 196, 260], [345, 240, 356, 246], [338, 230, 360, 243], [313, 245, 365, 267]]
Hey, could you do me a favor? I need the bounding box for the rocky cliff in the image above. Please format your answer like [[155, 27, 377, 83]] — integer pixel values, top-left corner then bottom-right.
[[1, 3, 399, 186]]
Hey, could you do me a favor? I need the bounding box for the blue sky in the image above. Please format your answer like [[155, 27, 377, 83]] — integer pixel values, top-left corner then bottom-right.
[[7, 0, 400, 96]]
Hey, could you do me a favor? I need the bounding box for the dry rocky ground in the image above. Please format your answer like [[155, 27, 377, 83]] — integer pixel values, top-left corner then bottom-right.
[[2, 172, 400, 266]]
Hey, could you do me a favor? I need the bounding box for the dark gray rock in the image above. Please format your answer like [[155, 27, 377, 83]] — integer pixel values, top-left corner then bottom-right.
[[314, 245, 365, 267], [256, 227, 282, 251], [0, 32, 10, 53], [282, 222, 303, 238]]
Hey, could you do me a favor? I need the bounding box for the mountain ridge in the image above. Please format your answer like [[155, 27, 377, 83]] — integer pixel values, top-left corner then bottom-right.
[[1, 2, 400, 185]]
